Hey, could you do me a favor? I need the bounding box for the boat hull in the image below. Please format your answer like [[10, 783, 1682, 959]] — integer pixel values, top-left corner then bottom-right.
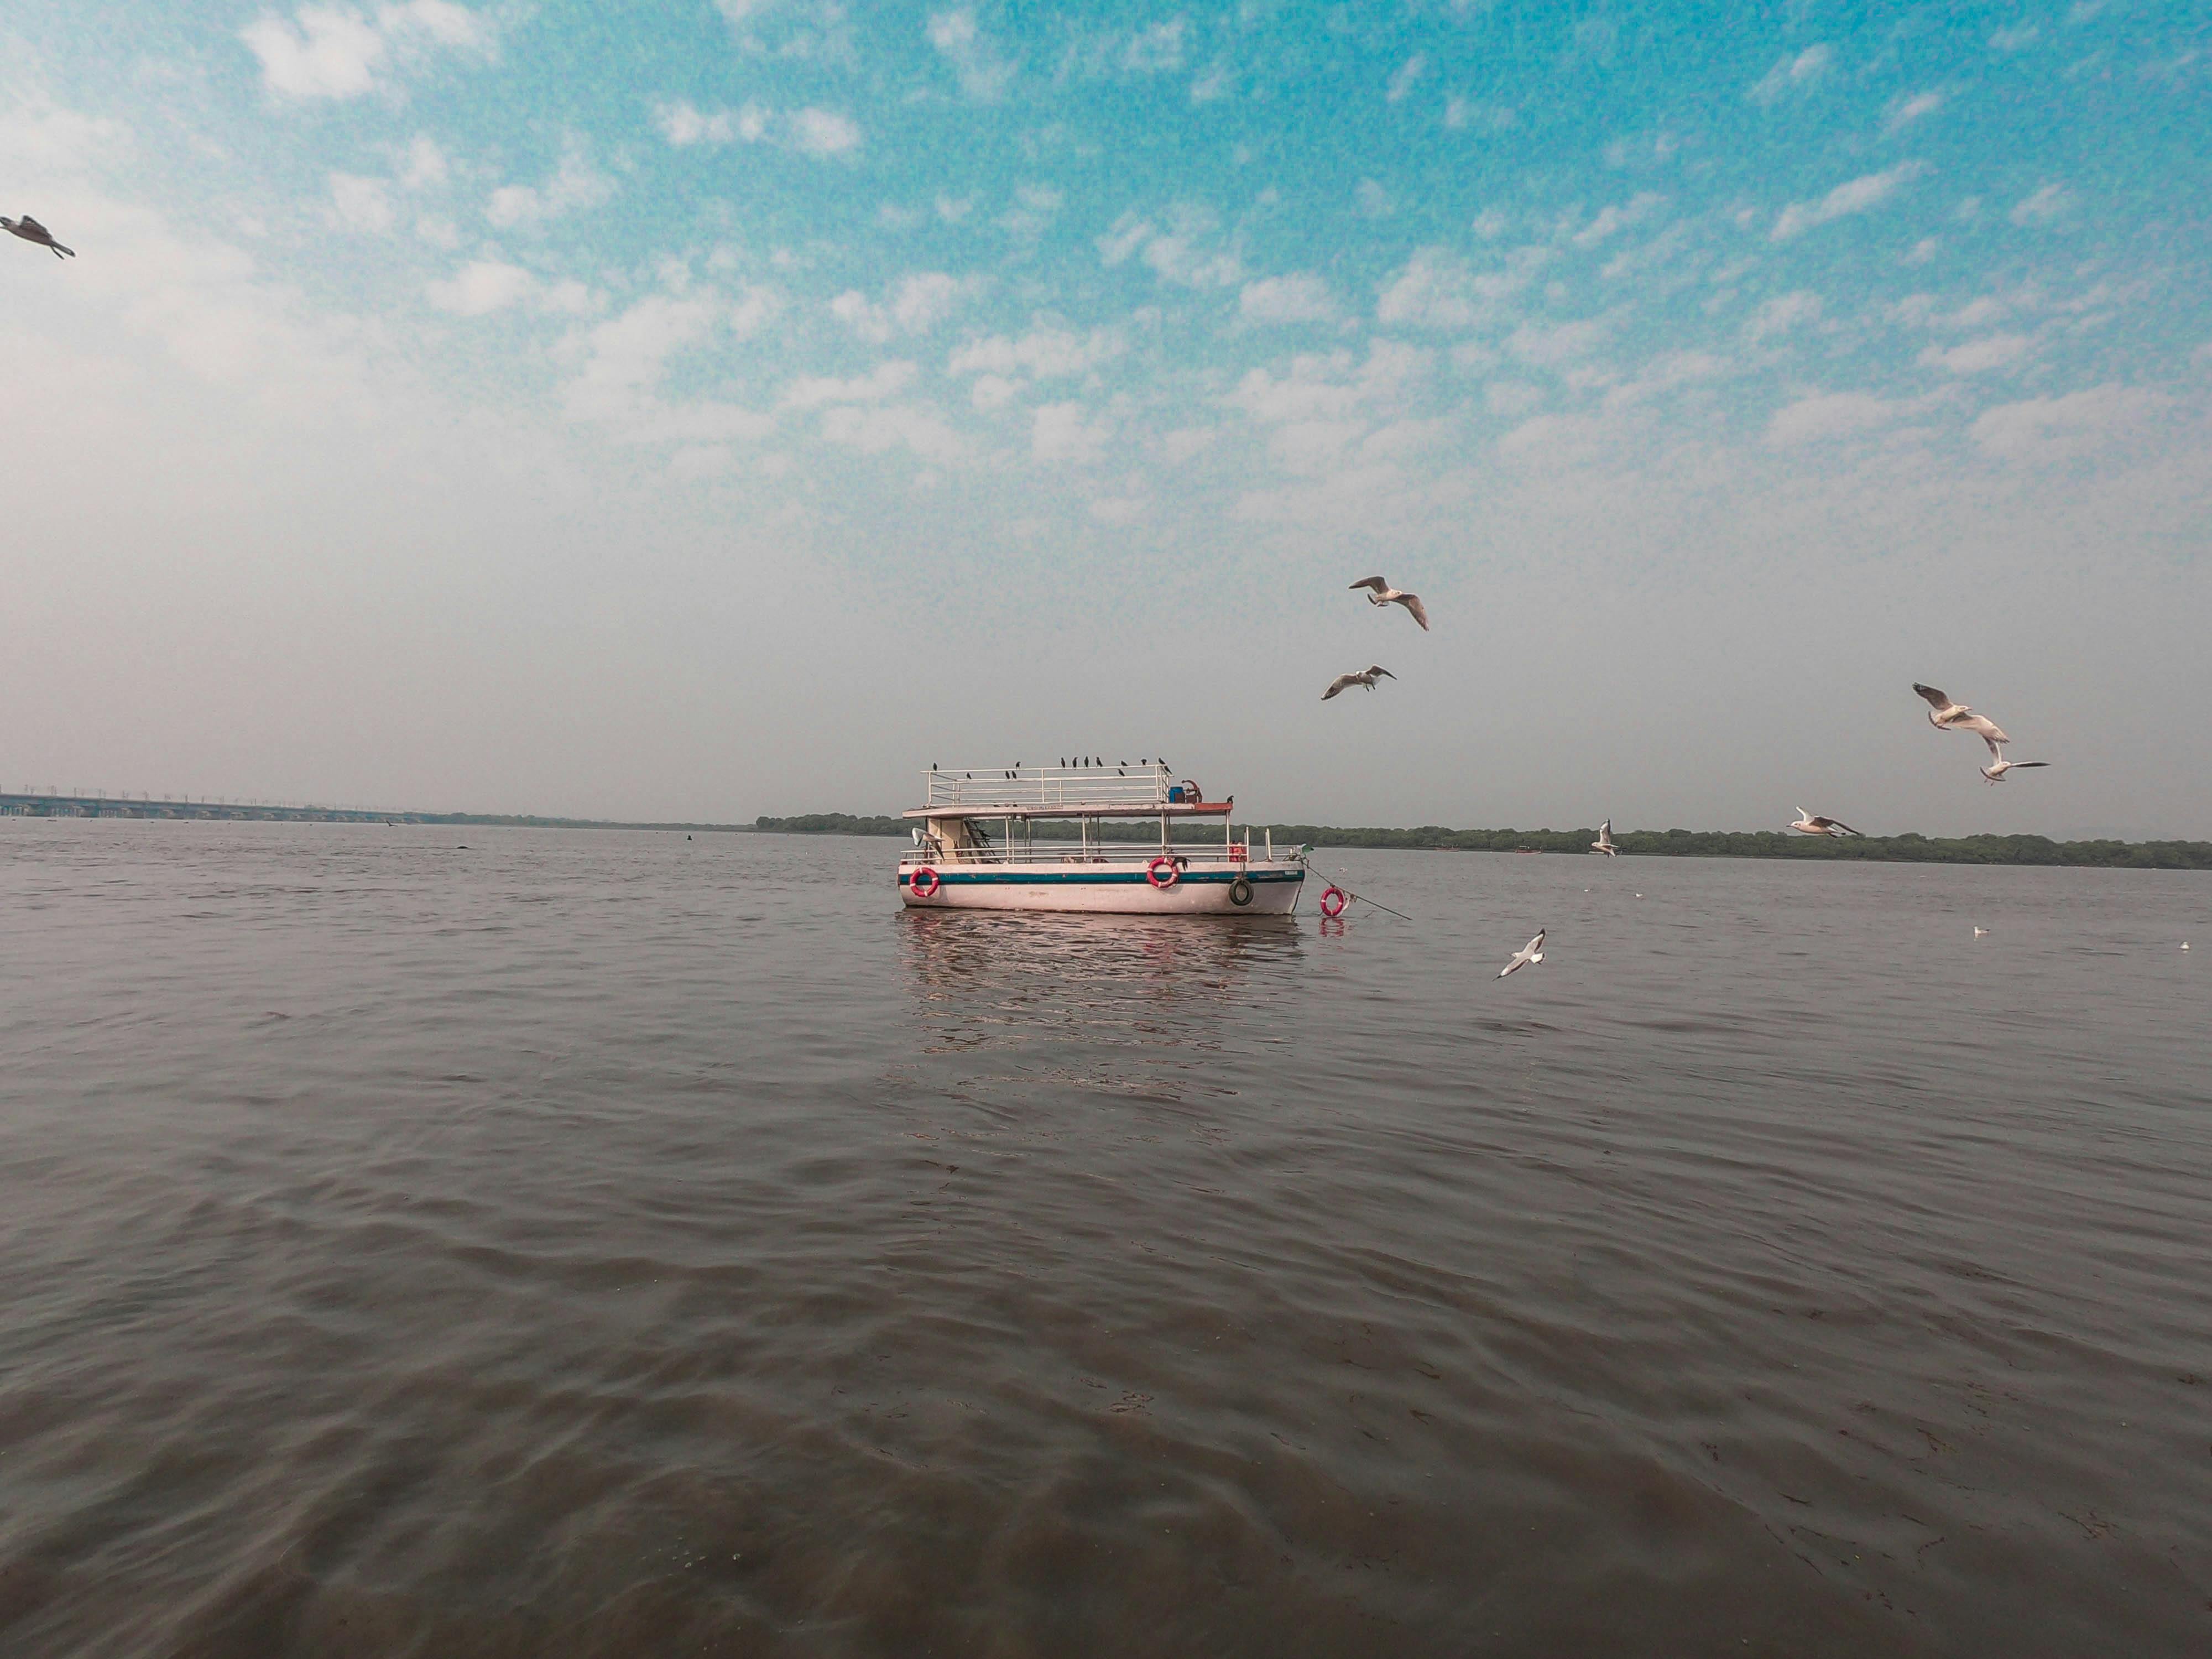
[[898, 860, 1303, 915]]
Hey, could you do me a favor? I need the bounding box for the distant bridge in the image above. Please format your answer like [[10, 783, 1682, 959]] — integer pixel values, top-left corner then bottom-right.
[[1, 792, 436, 824]]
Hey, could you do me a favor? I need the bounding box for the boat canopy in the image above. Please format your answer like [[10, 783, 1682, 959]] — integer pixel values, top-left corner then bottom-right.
[[905, 762, 1230, 821]]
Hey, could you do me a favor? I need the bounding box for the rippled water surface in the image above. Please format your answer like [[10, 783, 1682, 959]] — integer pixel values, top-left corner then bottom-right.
[[3, 822, 2209, 1657]]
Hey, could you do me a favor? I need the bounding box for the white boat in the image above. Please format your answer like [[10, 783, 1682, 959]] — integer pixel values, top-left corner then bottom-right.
[[897, 763, 1307, 915]]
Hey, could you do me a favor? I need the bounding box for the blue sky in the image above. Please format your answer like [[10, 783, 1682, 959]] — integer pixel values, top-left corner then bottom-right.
[[3, 2, 2208, 832]]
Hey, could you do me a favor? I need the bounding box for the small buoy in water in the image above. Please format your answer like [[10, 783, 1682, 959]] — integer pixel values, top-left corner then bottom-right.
[[1974, 926, 1989, 938], [2184, 942, 2192, 951]]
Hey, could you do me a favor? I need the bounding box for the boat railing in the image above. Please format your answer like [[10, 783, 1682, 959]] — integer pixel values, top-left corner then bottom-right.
[[921, 764, 1181, 812], [901, 839, 1301, 868]]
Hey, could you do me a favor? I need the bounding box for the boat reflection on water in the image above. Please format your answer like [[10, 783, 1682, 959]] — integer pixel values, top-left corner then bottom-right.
[[896, 909, 1303, 1091]]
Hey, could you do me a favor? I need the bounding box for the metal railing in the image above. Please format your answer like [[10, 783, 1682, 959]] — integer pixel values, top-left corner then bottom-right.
[[901, 837, 1301, 868]]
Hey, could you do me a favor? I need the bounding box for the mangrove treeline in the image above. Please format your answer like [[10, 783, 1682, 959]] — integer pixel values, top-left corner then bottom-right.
[[750, 814, 2212, 870]]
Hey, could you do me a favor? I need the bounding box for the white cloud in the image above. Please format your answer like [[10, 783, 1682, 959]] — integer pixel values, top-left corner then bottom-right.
[[1031, 401, 1113, 465], [1749, 43, 1833, 106], [831, 273, 985, 342], [486, 143, 611, 228], [326, 171, 394, 233], [1485, 380, 1545, 417], [1189, 62, 1232, 103], [1602, 350, 1729, 410], [1507, 316, 1610, 367], [819, 402, 967, 462], [1098, 205, 1242, 288], [240, 2, 496, 103], [998, 182, 1065, 239], [948, 325, 1123, 379], [2009, 182, 2075, 227], [1356, 179, 1395, 218], [1569, 192, 1665, 249], [1239, 274, 1337, 325], [927, 7, 1015, 102], [1765, 392, 1917, 447], [1444, 97, 1515, 132], [398, 133, 448, 188], [1375, 245, 1545, 328], [1089, 493, 1149, 524], [1918, 333, 2034, 374], [791, 107, 863, 157], [782, 360, 919, 409], [1095, 213, 1152, 267], [1122, 19, 1185, 74], [1155, 427, 1217, 465], [654, 100, 743, 146], [1989, 24, 2041, 52], [650, 98, 855, 156], [425, 259, 530, 315], [1387, 54, 1427, 103], [1971, 384, 2167, 461], [561, 290, 773, 446], [1771, 161, 1926, 239], [1745, 290, 1823, 341], [1885, 90, 1943, 132], [969, 374, 1020, 411], [1223, 339, 1433, 424]]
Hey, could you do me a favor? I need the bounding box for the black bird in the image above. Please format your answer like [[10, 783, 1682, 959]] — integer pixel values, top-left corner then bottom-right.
[[3, 215, 74, 258]]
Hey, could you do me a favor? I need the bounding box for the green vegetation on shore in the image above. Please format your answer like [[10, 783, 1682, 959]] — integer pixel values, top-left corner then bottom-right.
[[749, 814, 2212, 870]]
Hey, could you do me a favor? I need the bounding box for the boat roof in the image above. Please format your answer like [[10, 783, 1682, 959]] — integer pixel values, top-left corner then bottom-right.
[[907, 763, 1233, 821]]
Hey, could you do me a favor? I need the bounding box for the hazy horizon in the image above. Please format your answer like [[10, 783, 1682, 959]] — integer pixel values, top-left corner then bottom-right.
[[6, 3, 2207, 839]]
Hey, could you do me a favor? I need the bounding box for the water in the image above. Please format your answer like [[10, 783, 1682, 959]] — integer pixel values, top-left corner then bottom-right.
[[2, 822, 2207, 1657]]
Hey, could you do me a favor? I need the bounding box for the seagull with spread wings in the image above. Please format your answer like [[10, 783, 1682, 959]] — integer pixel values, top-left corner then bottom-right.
[[1322, 665, 1395, 700], [1980, 758, 2052, 786], [2, 215, 74, 258], [1790, 808, 1863, 837], [1349, 576, 1429, 630], [1914, 682, 2011, 758], [1590, 820, 1618, 856], [1498, 930, 1546, 978]]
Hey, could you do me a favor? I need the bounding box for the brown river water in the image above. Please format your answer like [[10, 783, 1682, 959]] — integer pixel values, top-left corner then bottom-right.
[[2, 822, 2208, 1656]]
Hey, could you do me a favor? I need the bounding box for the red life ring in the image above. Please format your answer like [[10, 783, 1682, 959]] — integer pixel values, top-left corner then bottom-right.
[[1319, 885, 1347, 918], [909, 865, 941, 898], [1146, 855, 1181, 890]]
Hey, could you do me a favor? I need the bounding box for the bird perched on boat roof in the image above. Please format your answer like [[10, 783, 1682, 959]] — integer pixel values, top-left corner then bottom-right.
[[1322, 665, 1395, 700], [1349, 576, 1429, 630], [1914, 682, 2010, 758], [2, 215, 74, 258], [1790, 808, 1863, 837]]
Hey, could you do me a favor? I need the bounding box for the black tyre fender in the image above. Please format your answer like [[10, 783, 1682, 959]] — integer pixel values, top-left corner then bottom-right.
[[1228, 877, 1254, 907]]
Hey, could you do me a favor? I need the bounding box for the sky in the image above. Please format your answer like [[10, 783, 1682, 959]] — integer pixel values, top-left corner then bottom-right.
[[2, 1, 2207, 836]]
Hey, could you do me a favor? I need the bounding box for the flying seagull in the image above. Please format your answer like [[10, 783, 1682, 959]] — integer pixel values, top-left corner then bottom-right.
[[1322, 665, 1395, 700], [1914, 683, 2010, 758], [1980, 758, 2051, 785], [2, 215, 74, 258], [1790, 808, 1863, 837], [1349, 576, 1430, 630], [1498, 930, 1545, 978], [1590, 820, 1618, 857]]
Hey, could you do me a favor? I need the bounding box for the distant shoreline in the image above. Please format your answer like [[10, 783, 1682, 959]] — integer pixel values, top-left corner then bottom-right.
[[749, 813, 2212, 871], [11, 800, 2204, 870]]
